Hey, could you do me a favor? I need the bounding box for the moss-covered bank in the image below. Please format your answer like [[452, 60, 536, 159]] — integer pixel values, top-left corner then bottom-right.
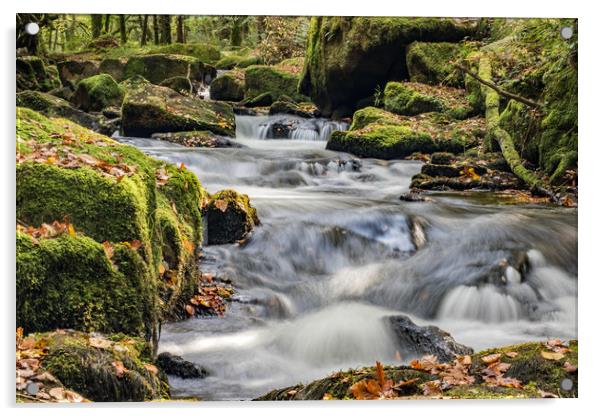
[[256, 340, 578, 400], [16, 107, 207, 344]]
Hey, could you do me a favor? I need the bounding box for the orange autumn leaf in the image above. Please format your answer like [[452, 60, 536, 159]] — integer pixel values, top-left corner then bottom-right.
[[214, 199, 229, 212], [185, 304, 195, 316], [102, 241, 114, 260], [112, 361, 127, 378], [183, 239, 195, 255]]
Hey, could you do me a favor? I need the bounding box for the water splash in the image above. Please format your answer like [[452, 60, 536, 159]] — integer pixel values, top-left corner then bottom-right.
[[236, 115, 348, 141]]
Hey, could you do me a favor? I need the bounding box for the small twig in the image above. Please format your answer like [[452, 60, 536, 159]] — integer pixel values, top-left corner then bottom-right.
[[452, 62, 543, 109]]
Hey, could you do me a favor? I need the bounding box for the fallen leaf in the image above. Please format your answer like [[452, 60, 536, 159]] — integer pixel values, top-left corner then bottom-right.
[[144, 364, 158, 375], [505, 351, 519, 358], [214, 199, 229, 212], [48, 387, 65, 400], [102, 241, 114, 260], [421, 380, 442, 396], [539, 390, 559, 398], [322, 393, 333, 400], [112, 361, 127, 378], [481, 353, 501, 364], [185, 305, 195, 316], [563, 362, 577, 373], [541, 351, 565, 361]]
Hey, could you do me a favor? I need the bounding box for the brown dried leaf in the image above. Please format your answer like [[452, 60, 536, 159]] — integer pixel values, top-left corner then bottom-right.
[[112, 361, 127, 378], [481, 353, 501, 364], [214, 199, 229, 212], [541, 350, 565, 361]]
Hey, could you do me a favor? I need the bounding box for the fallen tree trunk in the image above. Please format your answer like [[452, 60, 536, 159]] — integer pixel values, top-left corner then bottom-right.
[[475, 56, 557, 201]]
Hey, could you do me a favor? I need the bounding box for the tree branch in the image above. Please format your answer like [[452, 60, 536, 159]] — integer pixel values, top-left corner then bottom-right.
[[452, 62, 543, 109]]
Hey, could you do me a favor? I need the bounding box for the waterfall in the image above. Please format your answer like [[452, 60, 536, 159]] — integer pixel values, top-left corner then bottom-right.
[[236, 115, 348, 141]]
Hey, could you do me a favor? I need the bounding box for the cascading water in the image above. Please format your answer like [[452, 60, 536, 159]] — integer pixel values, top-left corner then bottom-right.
[[117, 113, 577, 401]]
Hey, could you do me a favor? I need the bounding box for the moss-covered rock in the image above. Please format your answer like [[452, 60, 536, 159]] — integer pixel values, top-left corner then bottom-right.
[[327, 107, 484, 159], [124, 54, 215, 85], [56, 59, 100, 88], [16, 107, 207, 341], [121, 76, 235, 137], [299, 17, 477, 116], [269, 100, 318, 118], [210, 72, 245, 101], [383, 81, 474, 119], [72, 74, 125, 112], [150, 43, 221, 64], [17, 56, 61, 92], [16, 90, 109, 134], [240, 92, 274, 108], [204, 189, 259, 245], [243, 65, 308, 103], [99, 58, 127, 82], [20, 330, 169, 402], [406, 41, 477, 87], [215, 54, 262, 70], [256, 340, 578, 400]]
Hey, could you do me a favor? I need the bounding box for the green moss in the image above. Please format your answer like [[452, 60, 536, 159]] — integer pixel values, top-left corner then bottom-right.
[[244, 65, 308, 102], [17, 56, 61, 92], [16, 108, 207, 341], [204, 189, 259, 245], [216, 54, 261, 70], [16, 233, 154, 338], [407, 41, 477, 87], [210, 72, 245, 101], [327, 107, 484, 159], [41, 331, 168, 402], [121, 76, 235, 137], [73, 74, 125, 112], [383, 81, 474, 119]]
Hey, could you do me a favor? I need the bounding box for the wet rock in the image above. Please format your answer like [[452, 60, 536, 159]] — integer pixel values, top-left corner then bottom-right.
[[387, 315, 473, 362], [151, 131, 243, 148], [408, 216, 428, 250], [156, 352, 207, 379], [241, 92, 274, 107], [269, 100, 318, 118], [120, 76, 235, 137], [204, 189, 260, 245], [421, 163, 461, 177], [399, 191, 431, 202]]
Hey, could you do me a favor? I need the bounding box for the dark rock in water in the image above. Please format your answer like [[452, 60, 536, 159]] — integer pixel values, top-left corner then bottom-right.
[[233, 106, 263, 116], [399, 191, 431, 202], [387, 315, 473, 362], [204, 189, 260, 245], [151, 131, 244, 148], [102, 106, 122, 119], [210, 72, 245, 102], [421, 163, 461, 178], [156, 352, 207, 379]]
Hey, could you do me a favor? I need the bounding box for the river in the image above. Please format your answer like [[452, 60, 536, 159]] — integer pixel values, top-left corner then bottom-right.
[[116, 114, 577, 401]]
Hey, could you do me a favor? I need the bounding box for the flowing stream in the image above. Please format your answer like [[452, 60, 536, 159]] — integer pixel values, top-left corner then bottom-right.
[[117, 114, 577, 401]]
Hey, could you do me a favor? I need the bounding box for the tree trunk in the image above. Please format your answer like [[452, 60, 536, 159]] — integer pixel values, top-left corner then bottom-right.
[[91, 14, 103, 38], [257, 16, 267, 40], [230, 17, 243, 47], [176, 15, 185, 43], [104, 15, 111, 33], [119, 15, 127, 45], [140, 15, 149, 46], [159, 15, 172, 44], [153, 15, 160, 45]]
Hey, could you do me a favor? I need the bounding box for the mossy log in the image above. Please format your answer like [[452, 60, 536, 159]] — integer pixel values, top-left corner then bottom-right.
[[477, 56, 555, 200]]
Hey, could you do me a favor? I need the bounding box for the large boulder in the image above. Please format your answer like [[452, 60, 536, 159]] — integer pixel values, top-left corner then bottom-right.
[[299, 17, 477, 117], [204, 189, 259, 245], [243, 65, 308, 103], [72, 74, 125, 112], [156, 352, 206, 379], [215, 54, 261, 70], [16, 90, 112, 134], [327, 106, 485, 159], [56, 59, 100, 88], [16, 107, 207, 341], [210, 72, 245, 101], [99, 58, 127, 82], [124, 54, 216, 85], [387, 315, 473, 362], [17, 56, 61, 92], [120, 76, 235, 137], [383, 81, 474, 119]]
